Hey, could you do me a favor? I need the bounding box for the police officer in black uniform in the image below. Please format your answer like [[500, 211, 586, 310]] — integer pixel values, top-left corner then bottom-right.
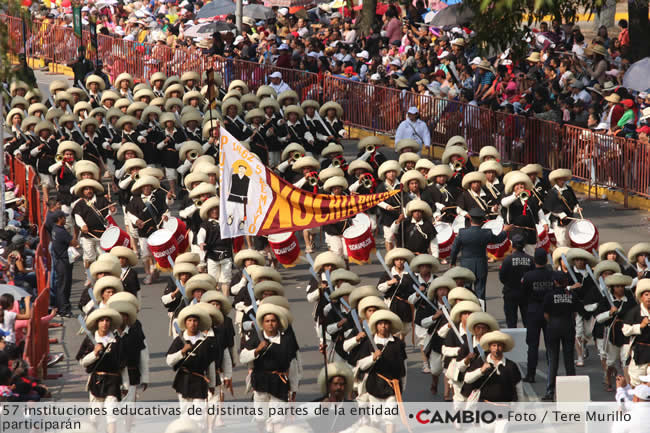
[[51, 210, 75, 317], [542, 272, 579, 401], [498, 235, 534, 328], [521, 248, 555, 382], [450, 207, 511, 303]]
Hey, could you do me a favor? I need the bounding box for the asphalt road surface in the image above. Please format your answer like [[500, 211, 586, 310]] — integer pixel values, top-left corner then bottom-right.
[[30, 71, 650, 403]]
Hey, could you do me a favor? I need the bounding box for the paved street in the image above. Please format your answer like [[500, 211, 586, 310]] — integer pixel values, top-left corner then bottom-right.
[[30, 71, 650, 403]]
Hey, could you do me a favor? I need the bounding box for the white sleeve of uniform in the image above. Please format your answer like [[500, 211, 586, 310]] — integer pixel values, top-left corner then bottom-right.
[[463, 367, 484, 384], [306, 288, 320, 303], [430, 237, 439, 258], [276, 160, 290, 173], [441, 345, 460, 358], [230, 277, 247, 295], [343, 336, 360, 353], [377, 201, 390, 210], [178, 204, 197, 219], [293, 177, 307, 188], [516, 381, 525, 401], [80, 351, 99, 368], [616, 385, 633, 403], [222, 349, 232, 379], [239, 348, 257, 364], [156, 139, 167, 150], [30, 146, 41, 156], [289, 357, 300, 392], [166, 350, 184, 367], [437, 325, 450, 338], [595, 311, 612, 323], [326, 322, 340, 335], [207, 361, 216, 387], [538, 209, 549, 225], [357, 354, 376, 371], [622, 324, 641, 337], [349, 180, 360, 193], [118, 177, 133, 190], [121, 367, 130, 390], [389, 220, 400, 236], [74, 214, 87, 229], [407, 292, 418, 305], [127, 211, 140, 226], [48, 161, 62, 174], [377, 280, 391, 293], [140, 342, 150, 384], [501, 193, 517, 208], [421, 316, 434, 329], [196, 227, 207, 245], [161, 292, 176, 306]]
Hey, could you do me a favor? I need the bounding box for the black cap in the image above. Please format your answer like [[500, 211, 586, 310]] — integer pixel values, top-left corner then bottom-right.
[[511, 233, 526, 249], [469, 208, 486, 219], [552, 271, 568, 285], [534, 248, 548, 265]]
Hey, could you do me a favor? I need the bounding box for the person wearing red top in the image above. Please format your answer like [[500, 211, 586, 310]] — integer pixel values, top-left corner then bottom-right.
[[617, 20, 630, 49]]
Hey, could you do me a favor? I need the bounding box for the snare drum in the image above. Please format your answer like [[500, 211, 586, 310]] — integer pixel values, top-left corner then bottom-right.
[[452, 215, 465, 234], [482, 217, 512, 260], [343, 213, 375, 264], [147, 229, 179, 269], [163, 217, 189, 253], [568, 219, 599, 252], [435, 222, 456, 259], [268, 232, 301, 267], [100, 225, 131, 252], [535, 223, 551, 252]]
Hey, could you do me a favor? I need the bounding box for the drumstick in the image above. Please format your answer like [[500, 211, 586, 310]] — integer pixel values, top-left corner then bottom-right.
[[511, 225, 537, 232], [86, 232, 101, 240], [577, 207, 584, 219], [159, 186, 176, 198], [97, 203, 117, 212]]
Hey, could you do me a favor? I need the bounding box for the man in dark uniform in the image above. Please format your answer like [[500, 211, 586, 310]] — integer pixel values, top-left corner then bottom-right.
[[450, 208, 511, 304], [498, 235, 534, 328], [93, 60, 112, 89], [69, 47, 94, 88], [542, 272, 579, 401], [521, 248, 555, 382], [51, 210, 75, 317], [226, 161, 251, 231], [14, 54, 36, 87]]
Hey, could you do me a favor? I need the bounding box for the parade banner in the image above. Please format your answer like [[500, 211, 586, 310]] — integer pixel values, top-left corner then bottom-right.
[[72, 3, 82, 39], [219, 128, 399, 239]]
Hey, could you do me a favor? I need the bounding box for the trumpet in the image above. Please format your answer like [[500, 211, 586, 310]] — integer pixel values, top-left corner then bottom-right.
[[131, 172, 141, 181], [332, 159, 342, 168], [290, 151, 303, 163], [453, 160, 464, 171], [365, 144, 375, 153], [307, 175, 319, 186], [360, 173, 375, 189], [187, 150, 199, 162], [194, 198, 204, 207], [519, 190, 530, 201], [55, 153, 64, 162]]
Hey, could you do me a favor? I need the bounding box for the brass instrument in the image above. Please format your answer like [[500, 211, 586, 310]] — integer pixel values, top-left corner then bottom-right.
[[131, 172, 141, 181], [307, 175, 319, 186], [360, 174, 374, 189], [194, 199, 203, 207], [332, 159, 342, 168], [365, 144, 375, 153], [519, 190, 530, 201], [290, 151, 303, 163], [187, 150, 199, 161], [453, 160, 464, 171], [55, 153, 64, 162]]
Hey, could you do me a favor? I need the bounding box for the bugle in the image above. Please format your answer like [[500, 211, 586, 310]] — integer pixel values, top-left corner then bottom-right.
[[519, 190, 530, 201], [359, 173, 375, 189], [307, 175, 319, 186], [55, 153, 64, 162], [290, 151, 303, 163], [187, 150, 199, 161], [453, 160, 464, 171], [365, 144, 375, 153], [194, 199, 203, 207], [331, 159, 342, 168]]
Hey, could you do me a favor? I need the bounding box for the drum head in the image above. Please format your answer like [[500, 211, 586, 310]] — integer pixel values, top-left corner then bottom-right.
[[268, 232, 293, 243], [536, 224, 545, 235], [569, 220, 596, 243], [344, 213, 371, 238], [482, 219, 503, 236], [100, 226, 120, 250], [435, 222, 453, 242], [452, 215, 465, 233], [163, 217, 178, 232], [147, 229, 174, 247]]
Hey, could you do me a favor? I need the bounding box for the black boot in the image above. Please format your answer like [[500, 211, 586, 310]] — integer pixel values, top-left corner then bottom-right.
[[523, 372, 536, 383]]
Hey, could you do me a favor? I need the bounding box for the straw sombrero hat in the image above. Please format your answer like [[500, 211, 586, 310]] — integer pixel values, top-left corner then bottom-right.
[[86, 307, 122, 332]]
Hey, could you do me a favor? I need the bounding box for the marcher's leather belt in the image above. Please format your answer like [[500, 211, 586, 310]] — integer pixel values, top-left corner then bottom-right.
[[181, 367, 209, 383], [265, 370, 288, 384], [95, 371, 120, 377]]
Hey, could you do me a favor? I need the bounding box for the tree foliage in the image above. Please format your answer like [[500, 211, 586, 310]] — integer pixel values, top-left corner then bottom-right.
[[1, 0, 31, 84], [463, 0, 605, 58]]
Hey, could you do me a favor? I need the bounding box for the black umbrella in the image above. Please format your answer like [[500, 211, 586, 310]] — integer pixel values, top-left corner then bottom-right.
[[429, 4, 475, 27], [243, 4, 274, 20], [185, 21, 236, 38], [196, 0, 236, 19]]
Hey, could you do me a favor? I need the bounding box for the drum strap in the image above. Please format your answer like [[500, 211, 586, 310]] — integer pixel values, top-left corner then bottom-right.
[[556, 191, 573, 214], [470, 191, 488, 211]]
